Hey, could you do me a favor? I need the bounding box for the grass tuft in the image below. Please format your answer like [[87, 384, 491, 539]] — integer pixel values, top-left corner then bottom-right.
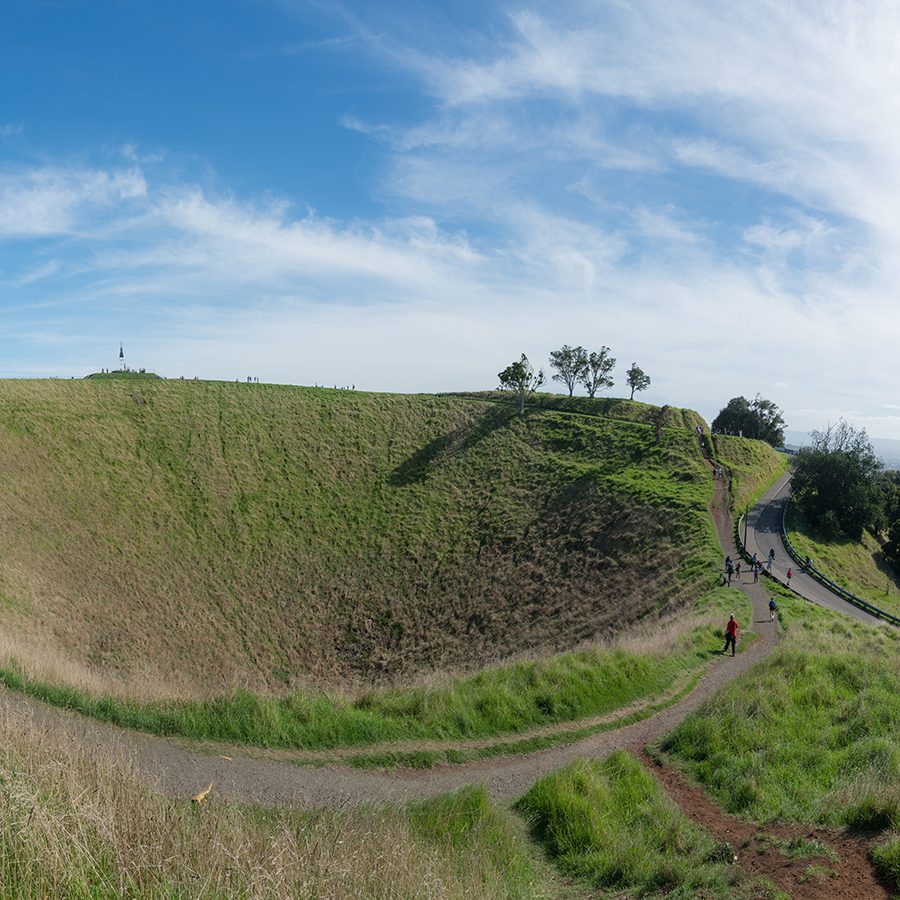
[[871, 836, 900, 890], [515, 752, 771, 897]]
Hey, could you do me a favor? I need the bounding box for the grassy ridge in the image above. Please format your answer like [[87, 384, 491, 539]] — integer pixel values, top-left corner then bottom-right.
[[786, 508, 900, 616], [0, 379, 715, 695], [710, 434, 788, 511], [444, 390, 707, 430]]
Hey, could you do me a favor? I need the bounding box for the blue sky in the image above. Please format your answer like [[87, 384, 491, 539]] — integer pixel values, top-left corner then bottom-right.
[[1, 1, 899, 437]]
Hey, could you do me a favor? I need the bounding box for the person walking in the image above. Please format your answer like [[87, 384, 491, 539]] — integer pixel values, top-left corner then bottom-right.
[[753, 563, 760, 584], [766, 548, 775, 572], [723, 615, 738, 656], [735, 561, 742, 581], [726, 560, 734, 585], [768, 598, 778, 622], [787, 567, 793, 586]]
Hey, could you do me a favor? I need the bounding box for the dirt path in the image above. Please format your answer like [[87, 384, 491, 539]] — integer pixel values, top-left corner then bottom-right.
[[0, 465, 778, 809]]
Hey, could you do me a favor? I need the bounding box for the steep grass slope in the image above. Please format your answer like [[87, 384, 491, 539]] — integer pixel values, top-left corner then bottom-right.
[[710, 434, 788, 511], [786, 508, 900, 616], [0, 380, 715, 696]]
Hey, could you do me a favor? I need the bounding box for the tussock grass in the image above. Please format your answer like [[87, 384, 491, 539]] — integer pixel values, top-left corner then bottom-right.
[[0, 379, 715, 695], [0, 706, 554, 898], [515, 752, 772, 898], [786, 507, 900, 616], [871, 836, 900, 890], [660, 596, 900, 830]]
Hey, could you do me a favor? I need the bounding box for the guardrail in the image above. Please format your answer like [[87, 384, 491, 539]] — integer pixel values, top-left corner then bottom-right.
[[781, 499, 900, 626]]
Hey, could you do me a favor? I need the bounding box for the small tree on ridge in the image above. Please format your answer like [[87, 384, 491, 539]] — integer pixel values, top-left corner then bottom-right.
[[498, 354, 544, 414], [581, 347, 616, 398], [626, 363, 650, 400], [548, 345, 588, 396]]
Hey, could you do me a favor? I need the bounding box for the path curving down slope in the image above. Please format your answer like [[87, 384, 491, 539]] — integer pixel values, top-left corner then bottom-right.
[[743, 472, 887, 626], [0, 470, 780, 809]]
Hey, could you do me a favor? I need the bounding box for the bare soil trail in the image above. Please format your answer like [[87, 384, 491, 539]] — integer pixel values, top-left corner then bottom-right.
[[641, 750, 892, 900]]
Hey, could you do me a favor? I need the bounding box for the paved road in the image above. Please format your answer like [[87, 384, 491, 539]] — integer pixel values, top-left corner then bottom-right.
[[742, 471, 884, 625]]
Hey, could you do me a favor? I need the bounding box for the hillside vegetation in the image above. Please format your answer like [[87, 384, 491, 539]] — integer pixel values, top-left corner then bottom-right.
[[0, 706, 556, 899], [445, 390, 706, 431], [0, 380, 717, 698], [786, 508, 900, 616], [710, 434, 788, 511], [660, 592, 900, 831]]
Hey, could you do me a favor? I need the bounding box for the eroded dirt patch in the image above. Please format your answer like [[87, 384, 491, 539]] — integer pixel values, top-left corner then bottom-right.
[[639, 751, 892, 900]]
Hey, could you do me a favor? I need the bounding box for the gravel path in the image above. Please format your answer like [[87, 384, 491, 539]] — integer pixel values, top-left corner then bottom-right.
[[0, 468, 781, 809]]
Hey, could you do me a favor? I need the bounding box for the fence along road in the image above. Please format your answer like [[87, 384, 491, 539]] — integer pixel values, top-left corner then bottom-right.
[[743, 471, 891, 626]]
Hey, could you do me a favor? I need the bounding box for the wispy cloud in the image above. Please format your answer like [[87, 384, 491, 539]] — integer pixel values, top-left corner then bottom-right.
[[241, 35, 354, 59], [0, 167, 147, 237]]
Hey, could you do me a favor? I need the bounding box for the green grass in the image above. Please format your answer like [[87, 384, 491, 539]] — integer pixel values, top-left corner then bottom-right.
[[445, 390, 707, 431], [0, 379, 717, 694], [341, 675, 703, 770], [0, 588, 748, 751], [751, 833, 837, 862], [871, 836, 900, 891], [406, 787, 559, 898], [659, 596, 900, 830], [786, 507, 900, 616], [710, 434, 788, 511], [515, 751, 776, 898]]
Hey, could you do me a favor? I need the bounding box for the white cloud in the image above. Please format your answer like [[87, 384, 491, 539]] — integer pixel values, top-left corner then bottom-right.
[[0, 167, 147, 237]]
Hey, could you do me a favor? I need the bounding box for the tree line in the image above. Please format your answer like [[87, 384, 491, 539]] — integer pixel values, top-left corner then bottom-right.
[[711, 395, 786, 447], [497, 346, 651, 413]]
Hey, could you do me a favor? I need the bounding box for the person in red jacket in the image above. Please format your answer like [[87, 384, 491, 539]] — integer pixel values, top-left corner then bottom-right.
[[723, 615, 738, 657]]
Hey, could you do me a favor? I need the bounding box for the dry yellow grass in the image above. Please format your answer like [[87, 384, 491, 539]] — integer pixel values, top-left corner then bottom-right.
[[0, 705, 552, 898]]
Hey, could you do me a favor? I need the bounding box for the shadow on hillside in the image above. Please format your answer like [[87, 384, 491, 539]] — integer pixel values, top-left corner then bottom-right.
[[389, 405, 516, 487]]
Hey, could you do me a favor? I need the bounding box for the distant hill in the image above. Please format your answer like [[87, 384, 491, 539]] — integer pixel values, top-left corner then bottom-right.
[[85, 371, 161, 380]]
